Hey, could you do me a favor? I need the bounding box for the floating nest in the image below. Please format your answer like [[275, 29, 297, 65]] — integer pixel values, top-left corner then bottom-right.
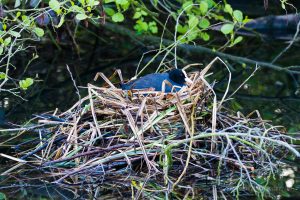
[[2, 66, 299, 199]]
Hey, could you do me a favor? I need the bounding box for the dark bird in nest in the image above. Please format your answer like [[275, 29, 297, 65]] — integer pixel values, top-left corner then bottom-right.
[[121, 69, 192, 93]]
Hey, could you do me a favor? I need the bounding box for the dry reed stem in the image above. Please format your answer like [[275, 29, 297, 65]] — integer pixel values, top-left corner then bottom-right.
[[2, 62, 299, 199]]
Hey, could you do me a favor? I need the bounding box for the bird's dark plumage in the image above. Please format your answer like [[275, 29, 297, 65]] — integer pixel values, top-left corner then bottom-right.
[[121, 69, 192, 93]]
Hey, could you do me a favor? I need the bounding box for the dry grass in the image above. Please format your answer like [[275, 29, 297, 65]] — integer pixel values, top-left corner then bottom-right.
[[1, 60, 299, 199]]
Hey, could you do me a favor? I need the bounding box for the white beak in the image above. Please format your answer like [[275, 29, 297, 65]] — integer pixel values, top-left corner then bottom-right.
[[182, 70, 193, 84], [185, 77, 193, 84]]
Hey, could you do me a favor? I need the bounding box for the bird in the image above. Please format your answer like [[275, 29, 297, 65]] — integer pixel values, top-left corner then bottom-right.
[[121, 69, 192, 93]]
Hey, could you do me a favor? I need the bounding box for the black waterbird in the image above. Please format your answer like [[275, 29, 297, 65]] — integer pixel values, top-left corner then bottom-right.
[[121, 69, 192, 93]]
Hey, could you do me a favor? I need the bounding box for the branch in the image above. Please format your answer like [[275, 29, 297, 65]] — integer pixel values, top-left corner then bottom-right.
[[102, 23, 300, 74]]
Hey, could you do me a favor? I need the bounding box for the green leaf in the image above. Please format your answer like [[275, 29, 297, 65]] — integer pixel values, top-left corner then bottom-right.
[[177, 35, 187, 43], [9, 30, 21, 38], [199, 1, 208, 14], [140, 10, 148, 16], [230, 36, 243, 47], [114, 0, 130, 10], [199, 18, 210, 29], [164, 147, 173, 167], [92, 0, 100, 6], [104, 7, 115, 16], [0, 46, 3, 55], [133, 11, 142, 19], [233, 10, 243, 22], [2, 24, 6, 31], [200, 32, 210, 41], [182, 1, 193, 12], [0, 72, 6, 79], [0, 192, 7, 200], [86, 0, 94, 7], [243, 16, 252, 24], [3, 37, 11, 46], [15, 11, 21, 19], [49, 0, 60, 12], [204, 0, 215, 8], [134, 20, 148, 33], [112, 12, 124, 22], [69, 5, 85, 13], [33, 27, 44, 37], [14, 0, 21, 8], [234, 36, 243, 44], [224, 4, 233, 14], [19, 78, 34, 90], [139, 22, 148, 31], [78, 0, 85, 6], [177, 24, 188, 34], [221, 23, 234, 35], [187, 29, 198, 41], [188, 15, 199, 28], [76, 13, 88, 21], [148, 21, 158, 34], [104, 0, 115, 3], [116, 0, 128, 5], [22, 15, 31, 26]]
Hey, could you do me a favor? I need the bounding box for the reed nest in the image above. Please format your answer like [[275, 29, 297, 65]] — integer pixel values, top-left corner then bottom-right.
[[4, 66, 299, 199]]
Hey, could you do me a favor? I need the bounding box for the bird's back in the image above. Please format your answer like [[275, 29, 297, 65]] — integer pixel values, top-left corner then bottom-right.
[[121, 73, 184, 92]]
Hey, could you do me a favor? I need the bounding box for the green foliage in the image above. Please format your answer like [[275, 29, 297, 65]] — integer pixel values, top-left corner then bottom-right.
[[104, 7, 116, 16], [280, 0, 289, 10], [199, 18, 210, 29], [0, 0, 250, 53], [0, 192, 7, 200], [33, 27, 45, 37], [133, 8, 147, 19], [164, 145, 173, 167], [76, 13, 88, 21], [0, 0, 267, 95], [0, 72, 6, 79], [233, 10, 243, 22], [220, 4, 248, 46], [0, 0, 104, 93], [230, 36, 243, 47], [173, 0, 248, 45], [112, 12, 124, 22], [0, 0, 249, 68], [148, 21, 158, 34], [200, 1, 209, 14], [49, 0, 61, 13], [224, 4, 233, 14], [19, 78, 34, 90], [221, 23, 234, 35]]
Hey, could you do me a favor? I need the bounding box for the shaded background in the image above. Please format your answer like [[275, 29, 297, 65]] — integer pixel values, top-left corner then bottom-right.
[[0, 0, 300, 199]]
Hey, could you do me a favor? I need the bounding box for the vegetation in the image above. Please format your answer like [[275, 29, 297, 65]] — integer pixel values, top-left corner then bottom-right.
[[0, 0, 253, 93], [0, 0, 299, 199], [1, 67, 299, 199]]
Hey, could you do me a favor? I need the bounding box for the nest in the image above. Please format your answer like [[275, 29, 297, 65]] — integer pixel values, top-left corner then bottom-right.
[[4, 68, 299, 199]]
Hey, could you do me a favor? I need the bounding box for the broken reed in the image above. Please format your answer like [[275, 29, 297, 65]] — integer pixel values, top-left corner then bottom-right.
[[4, 70, 299, 198]]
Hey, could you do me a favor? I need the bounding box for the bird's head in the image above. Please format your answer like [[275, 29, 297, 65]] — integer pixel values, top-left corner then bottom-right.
[[169, 69, 193, 85]]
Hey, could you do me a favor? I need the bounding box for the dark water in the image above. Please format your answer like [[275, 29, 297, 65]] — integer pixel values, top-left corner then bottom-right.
[[1, 3, 300, 199]]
